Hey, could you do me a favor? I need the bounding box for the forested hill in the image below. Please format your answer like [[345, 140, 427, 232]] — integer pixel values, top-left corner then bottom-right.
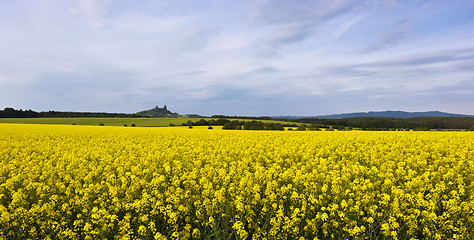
[[277, 111, 473, 119], [288, 117, 474, 130], [136, 105, 180, 117]]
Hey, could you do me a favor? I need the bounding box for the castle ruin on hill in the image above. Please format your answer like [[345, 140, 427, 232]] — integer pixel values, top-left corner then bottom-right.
[[154, 105, 167, 111]]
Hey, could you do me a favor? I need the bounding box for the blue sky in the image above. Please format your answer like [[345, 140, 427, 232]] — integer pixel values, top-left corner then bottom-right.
[[1, 0, 473, 116]]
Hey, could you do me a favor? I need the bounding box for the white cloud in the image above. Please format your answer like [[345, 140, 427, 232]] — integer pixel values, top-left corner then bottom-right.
[[333, 14, 366, 38], [363, 21, 412, 52], [259, 22, 313, 46], [249, 0, 363, 25], [68, 0, 111, 28], [0, 0, 474, 115]]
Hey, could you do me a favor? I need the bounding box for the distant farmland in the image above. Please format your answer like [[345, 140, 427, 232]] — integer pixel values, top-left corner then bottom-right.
[[0, 117, 293, 127], [0, 118, 194, 127]]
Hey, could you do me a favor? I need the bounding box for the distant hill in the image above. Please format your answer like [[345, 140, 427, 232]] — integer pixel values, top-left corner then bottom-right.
[[276, 111, 474, 119], [136, 105, 180, 118]]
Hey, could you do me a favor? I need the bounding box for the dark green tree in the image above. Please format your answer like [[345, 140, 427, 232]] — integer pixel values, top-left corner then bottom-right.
[[297, 124, 307, 131]]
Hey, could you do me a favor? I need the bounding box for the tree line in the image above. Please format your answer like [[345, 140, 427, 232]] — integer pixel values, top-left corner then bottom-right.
[[0, 108, 39, 118], [222, 120, 285, 131], [283, 117, 474, 130], [179, 119, 290, 131], [179, 118, 231, 126], [0, 108, 147, 118]]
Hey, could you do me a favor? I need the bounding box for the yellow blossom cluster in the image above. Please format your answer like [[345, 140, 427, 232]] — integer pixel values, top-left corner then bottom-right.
[[0, 123, 473, 239]]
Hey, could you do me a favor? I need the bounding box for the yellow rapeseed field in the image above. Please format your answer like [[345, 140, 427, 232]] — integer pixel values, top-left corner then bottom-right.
[[0, 123, 473, 239]]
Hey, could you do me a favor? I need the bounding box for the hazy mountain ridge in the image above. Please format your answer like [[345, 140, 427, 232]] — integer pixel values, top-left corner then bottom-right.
[[275, 111, 474, 119]]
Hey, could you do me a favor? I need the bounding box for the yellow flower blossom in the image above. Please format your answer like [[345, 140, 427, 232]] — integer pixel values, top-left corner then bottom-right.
[[0, 123, 472, 239]]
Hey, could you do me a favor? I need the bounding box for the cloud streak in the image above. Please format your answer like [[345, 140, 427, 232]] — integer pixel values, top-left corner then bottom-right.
[[363, 20, 412, 52]]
